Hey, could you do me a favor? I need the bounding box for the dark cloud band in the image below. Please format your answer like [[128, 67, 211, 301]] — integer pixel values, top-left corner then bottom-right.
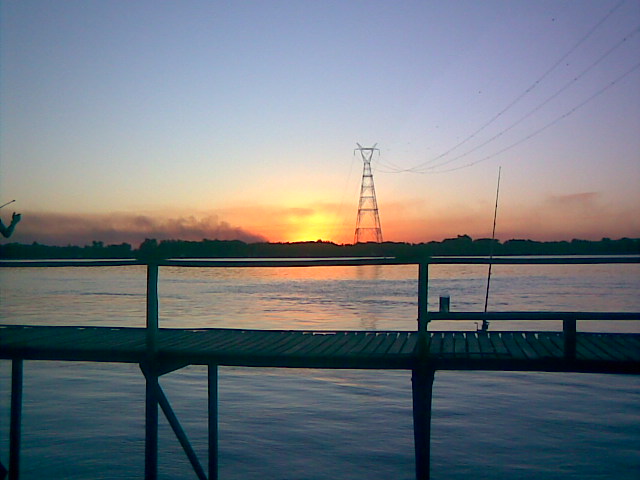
[[6, 212, 267, 247]]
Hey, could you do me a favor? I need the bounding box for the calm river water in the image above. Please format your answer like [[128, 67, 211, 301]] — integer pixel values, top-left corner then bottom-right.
[[1, 261, 639, 479]]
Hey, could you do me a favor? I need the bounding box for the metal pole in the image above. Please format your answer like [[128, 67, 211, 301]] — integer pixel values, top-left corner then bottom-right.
[[412, 365, 435, 480], [209, 365, 219, 480], [9, 359, 23, 480]]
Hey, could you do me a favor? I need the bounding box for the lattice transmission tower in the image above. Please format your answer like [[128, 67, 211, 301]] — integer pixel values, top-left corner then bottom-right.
[[353, 143, 383, 243]]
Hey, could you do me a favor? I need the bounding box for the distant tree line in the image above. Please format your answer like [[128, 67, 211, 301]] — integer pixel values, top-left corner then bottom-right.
[[1, 235, 638, 259]]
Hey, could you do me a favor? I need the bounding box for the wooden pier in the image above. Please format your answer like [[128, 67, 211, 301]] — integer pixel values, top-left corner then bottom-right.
[[2, 324, 639, 373], [1, 256, 639, 480]]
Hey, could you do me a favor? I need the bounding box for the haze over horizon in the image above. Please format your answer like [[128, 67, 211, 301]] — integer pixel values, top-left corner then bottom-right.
[[2, 1, 639, 247]]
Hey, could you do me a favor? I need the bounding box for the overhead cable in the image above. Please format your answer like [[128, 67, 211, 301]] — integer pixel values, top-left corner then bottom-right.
[[428, 61, 640, 174], [388, 0, 630, 174], [412, 24, 640, 173]]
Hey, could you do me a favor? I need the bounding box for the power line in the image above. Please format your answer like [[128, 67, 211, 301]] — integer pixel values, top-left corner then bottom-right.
[[411, 24, 640, 173], [384, 0, 631, 174], [428, 60, 640, 174]]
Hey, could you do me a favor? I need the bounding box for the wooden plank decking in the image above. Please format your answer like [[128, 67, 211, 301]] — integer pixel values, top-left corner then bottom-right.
[[2, 325, 638, 374]]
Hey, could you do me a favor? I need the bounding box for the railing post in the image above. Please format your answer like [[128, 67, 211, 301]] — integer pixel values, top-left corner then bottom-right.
[[414, 261, 434, 479], [145, 263, 159, 479], [418, 262, 429, 332], [146, 263, 159, 354], [209, 365, 219, 480], [9, 359, 23, 480], [563, 318, 577, 359]]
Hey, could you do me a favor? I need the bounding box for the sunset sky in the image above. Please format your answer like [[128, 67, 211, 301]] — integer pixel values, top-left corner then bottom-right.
[[1, 0, 639, 247]]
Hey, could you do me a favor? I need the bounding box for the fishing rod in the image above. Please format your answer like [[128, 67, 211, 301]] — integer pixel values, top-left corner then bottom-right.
[[0, 199, 16, 209], [482, 167, 501, 331]]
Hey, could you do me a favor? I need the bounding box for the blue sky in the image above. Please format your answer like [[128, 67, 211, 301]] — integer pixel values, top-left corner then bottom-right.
[[1, 0, 639, 245]]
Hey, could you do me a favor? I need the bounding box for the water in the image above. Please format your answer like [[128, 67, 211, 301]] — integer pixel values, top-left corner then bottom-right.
[[1, 262, 639, 479]]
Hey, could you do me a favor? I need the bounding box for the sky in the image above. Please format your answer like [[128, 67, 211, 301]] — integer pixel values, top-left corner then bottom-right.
[[1, 0, 639, 247]]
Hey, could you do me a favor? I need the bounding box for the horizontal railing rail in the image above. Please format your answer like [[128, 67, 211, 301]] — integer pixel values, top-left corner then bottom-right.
[[427, 311, 640, 321], [424, 311, 640, 360], [1, 254, 639, 268]]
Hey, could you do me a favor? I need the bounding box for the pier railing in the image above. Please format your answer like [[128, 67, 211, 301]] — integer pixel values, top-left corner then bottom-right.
[[1, 255, 639, 480], [3, 255, 638, 358]]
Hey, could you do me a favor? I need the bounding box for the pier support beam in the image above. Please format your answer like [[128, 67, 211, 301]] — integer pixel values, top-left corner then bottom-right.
[[209, 365, 219, 480], [144, 369, 159, 480], [9, 359, 23, 480], [155, 380, 207, 480], [412, 366, 435, 480], [144, 262, 160, 480]]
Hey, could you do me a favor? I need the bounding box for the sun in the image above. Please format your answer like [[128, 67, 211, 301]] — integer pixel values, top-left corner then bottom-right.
[[284, 211, 338, 243]]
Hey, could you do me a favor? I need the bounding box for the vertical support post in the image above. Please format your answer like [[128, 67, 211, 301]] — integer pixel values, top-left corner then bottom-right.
[[146, 263, 159, 354], [563, 318, 577, 359], [418, 263, 429, 332], [145, 371, 159, 480], [208, 365, 219, 480], [145, 263, 159, 480], [9, 359, 23, 480], [412, 366, 435, 480]]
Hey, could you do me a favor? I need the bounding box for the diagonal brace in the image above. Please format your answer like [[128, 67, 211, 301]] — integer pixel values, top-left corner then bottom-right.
[[141, 364, 207, 480]]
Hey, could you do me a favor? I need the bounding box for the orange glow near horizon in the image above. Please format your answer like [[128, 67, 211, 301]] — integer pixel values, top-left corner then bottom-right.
[[278, 211, 345, 243], [9, 195, 640, 248]]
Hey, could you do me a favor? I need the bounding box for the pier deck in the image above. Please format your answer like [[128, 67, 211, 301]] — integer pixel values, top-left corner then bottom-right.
[[1, 324, 639, 374], [1, 256, 639, 480]]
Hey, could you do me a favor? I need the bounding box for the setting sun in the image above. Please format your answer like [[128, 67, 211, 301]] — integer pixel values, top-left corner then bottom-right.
[[283, 211, 339, 243]]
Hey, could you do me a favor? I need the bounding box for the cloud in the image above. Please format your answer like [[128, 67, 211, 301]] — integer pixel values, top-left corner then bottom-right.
[[7, 212, 267, 247]]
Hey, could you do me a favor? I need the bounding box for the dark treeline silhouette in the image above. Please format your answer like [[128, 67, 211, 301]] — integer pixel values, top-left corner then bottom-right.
[[0, 240, 135, 259], [1, 235, 639, 259]]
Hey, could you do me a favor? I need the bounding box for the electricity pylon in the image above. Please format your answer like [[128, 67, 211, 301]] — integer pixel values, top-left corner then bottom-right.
[[354, 143, 383, 243]]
